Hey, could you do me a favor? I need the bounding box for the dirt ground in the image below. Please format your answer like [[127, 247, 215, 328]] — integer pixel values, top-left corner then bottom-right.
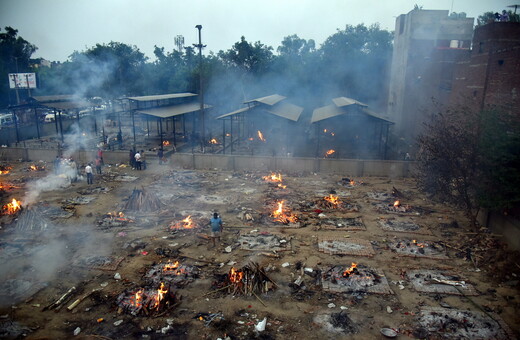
[[0, 159, 518, 340]]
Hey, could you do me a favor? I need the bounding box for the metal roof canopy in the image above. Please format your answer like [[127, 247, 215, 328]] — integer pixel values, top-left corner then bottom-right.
[[136, 103, 211, 118], [216, 105, 256, 119], [244, 94, 286, 106], [311, 97, 392, 124], [266, 101, 303, 122], [28, 95, 91, 110], [126, 93, 197, 102]]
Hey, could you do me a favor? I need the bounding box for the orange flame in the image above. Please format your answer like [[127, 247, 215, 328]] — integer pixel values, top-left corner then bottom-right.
[[325, 149, 335, 157], [272, 200, 298, 224], [229, 267, 244, 283], [0, 170, 10, 175], [262, 172, 282, 182], [170, 215, 194, 230], [30, 165, 37, 171], [412, 239, 426, 248], [151, 282, 168, 310], [324, 194, 341, 207], [3, 198, 22, 215], [393, 200, 400, 207], [130, 289, 144, 308], [226, 133, 231, 137], [350, 180, 355, 186], [257, 130, 266, 142], [209, 138, 218, 144], [277, 183, 287, 189], [342, 262, 358, 277], [163, 141, 170, 146]]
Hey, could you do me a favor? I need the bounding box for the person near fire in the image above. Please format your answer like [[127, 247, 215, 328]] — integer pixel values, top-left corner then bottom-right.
[[134, 150, 142, 170], [209, 212, 223, 248], [85, 163, 93, 185], [95, 156, 102, 174]]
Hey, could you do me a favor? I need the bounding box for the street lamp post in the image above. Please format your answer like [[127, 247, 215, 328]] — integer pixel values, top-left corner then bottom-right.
[[194, 25, 206, 152]]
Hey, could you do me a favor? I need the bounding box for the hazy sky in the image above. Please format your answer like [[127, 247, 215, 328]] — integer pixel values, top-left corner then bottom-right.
[[0, 0, 512, 62]]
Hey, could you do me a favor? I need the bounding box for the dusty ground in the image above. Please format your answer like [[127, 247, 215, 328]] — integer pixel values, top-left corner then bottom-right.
[[0, 159, 518, 340]]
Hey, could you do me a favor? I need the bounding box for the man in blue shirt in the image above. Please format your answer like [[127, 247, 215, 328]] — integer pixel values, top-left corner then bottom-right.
[[209, 212, 223, 248]]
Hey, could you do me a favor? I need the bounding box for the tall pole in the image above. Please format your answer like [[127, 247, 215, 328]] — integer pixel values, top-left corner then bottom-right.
[[194, 25, 206, 152]]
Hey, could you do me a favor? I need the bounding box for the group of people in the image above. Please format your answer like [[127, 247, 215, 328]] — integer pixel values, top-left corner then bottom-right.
[[129, 149, 147, 170], [53, 156, 79, 182]]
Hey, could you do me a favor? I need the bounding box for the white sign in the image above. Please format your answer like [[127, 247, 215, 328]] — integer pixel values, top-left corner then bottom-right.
[[8, 73, 37, 89]]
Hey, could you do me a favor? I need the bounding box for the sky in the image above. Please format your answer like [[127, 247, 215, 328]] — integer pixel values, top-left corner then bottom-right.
[[0, 0, 513, 62]]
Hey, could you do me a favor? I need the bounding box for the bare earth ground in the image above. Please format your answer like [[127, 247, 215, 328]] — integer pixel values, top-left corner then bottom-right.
[[0, 160, 519, 340]]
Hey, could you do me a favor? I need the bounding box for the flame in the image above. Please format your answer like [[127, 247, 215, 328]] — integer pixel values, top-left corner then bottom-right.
[[412, 239, 426, 248], [107, 211, 133, 222], [130, 289, 144, 308], [393, 200, 400, 207], [342, 262, 358, 277], [151, 282, 168, 310], [163, 141, 170, 146], [325, 149, 335, 157], [209, 138, 218, 144], [226, 133, 231, 137], [324, 194, 341, 207], [3, 198, 22, 215], [229, 267, 244, 283], [277, 183, 287, 189], [257, 130, 266, 142], [324, 129, 327, 133], [271, 200, 298, 224], [331, 132, 335, 136], [162, 261, 188, 275], [0, 170, 10, 175], [30, 165, 37, 171], [170, 215, 194, 230], [350, 180, 355, 186], [263, 172, 282, 182]]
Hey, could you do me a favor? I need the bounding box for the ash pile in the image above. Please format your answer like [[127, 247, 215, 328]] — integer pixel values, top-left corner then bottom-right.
[[13, 207, 52, 233], [321, 263, 393, 294], [97, 211, 135, 229], [388, 239, 447, 259], [144, 261, 200, 288]]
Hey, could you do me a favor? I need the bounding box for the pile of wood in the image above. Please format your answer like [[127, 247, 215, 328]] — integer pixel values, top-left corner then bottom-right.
[[226, 262, 277, 297], [15, 208, 50, 232], [124, 188, 164, 212]]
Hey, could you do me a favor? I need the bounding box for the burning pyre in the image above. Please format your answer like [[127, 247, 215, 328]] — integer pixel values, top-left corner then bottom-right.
[[2, 198, 22, 215], [145, 261, 199, 287], [270, 200, 298, 225], [325, 149, 335, 157], [0, 165, 12, 175], [27, 164, 45, 172], [116, 283, 175, 316], [262, 172, 287, 189], [97, 211, 135, 229], [323, 263, 381, 290], [169, 215, 200, 230], [213, 263, 276, 296]]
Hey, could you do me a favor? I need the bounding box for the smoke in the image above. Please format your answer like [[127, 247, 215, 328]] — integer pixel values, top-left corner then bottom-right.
[[23, 124, 93, 206]]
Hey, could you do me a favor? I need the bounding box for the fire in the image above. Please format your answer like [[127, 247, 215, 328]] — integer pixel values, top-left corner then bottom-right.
[[350, 180, 355, 186], [3, 198, 22, 215], [163, 141, 170, 146], [0, 170, 9, 175], [277, 183, 287, 189], [209, 138, 218, 144], [151, 282, 168, 310], [170, 215, 194, 230], [342, 262, 358, 277], [325, 149, 335, 157], [263, 172, 282, 182], [162, 261, 188, 275], [257, 130, 266, 142], [107, 211, 133, 222], [229, 267, 244, 283], [412, 240, 426, 248], [30, 165, 37, 171], [226, 133, 231, 137], [129, 289, 144, 308], [393, 200, 400, 207], [324, 194, 341, 207], [271, 200, 298, 224]]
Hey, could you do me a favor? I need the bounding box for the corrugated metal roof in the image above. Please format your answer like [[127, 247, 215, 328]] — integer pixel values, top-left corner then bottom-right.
[[126, 93, 197, 101], [244, 94, 286, 106], [43, 101, 92, 110], [332, 97, 368, 108], [267, 102, 303, 122], [32, 95, 80, 103], [311, 104, 344, 123], [136, 103, 211, 118], [216, 106, 254, 119], [360, 108, 394, 124]]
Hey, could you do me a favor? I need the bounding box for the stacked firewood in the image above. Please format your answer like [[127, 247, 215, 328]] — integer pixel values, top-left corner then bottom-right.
[[227, 262, 277, 296], [124, 188, 164, 212]]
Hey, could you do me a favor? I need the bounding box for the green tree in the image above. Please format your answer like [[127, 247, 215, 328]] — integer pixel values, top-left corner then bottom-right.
[[0, 26, 37, 107], [218, 36, 274, 74]]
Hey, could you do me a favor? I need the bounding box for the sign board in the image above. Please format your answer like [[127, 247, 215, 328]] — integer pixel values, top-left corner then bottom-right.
[[8, 73, 37, 89]]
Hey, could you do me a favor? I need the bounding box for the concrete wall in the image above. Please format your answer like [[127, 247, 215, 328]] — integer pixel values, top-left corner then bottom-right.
[[478, 209, 520, 251]]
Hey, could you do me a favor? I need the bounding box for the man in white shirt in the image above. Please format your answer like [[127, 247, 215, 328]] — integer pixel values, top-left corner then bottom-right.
[[134, 151, 142, 170], [85, 163, 93, 184]]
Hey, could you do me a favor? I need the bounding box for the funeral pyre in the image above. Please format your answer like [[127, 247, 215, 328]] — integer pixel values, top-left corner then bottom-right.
[[168, 215, 203, 231], [262, 172, 287, 189], [26, 164, 46, 172], [97, 211, 135, 228], [145, 261, 200, 287], [389, 239, 447, 258], [2, 198, 22, 216], [116, 282, 176, 316], [323, 263, 381, 290], [0, 165, 12, 175], [264, 200, 299, 226], [212, 263, 277, 297], [301, 194, 359, 212], [124, 188, 164, 212]]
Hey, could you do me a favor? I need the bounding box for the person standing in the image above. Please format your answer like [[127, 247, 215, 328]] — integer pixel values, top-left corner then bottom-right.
[[209, 212, 223, 248], [134, 150, 142, 170], [95, 156, 102, 174], [85, 163, 93, 185], [97, 148, 104, 165], [157, 148, 164, 165]]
